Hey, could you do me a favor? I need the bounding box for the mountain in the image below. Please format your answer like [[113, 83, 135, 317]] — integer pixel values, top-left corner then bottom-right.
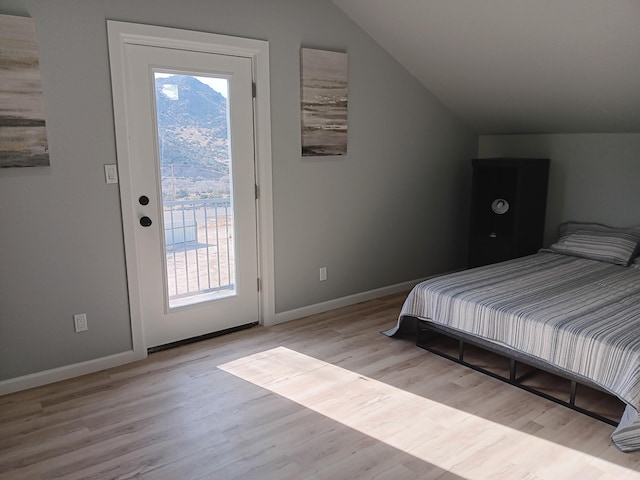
[[154, 75, 230, 200]]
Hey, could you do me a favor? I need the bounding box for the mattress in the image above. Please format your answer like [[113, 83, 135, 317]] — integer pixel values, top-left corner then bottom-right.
[[386, 252, 640, 451]]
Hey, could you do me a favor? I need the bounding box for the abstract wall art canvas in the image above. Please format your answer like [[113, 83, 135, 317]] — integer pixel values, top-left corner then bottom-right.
[[0, 14, 49, 167], [300, 48, 348, 156]]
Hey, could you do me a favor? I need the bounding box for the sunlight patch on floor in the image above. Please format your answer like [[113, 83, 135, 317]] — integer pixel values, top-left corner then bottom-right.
[[218, 346, 636, 479]]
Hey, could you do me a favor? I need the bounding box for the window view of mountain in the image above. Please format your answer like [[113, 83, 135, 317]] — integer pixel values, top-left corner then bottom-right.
[[154, 75, 230, 200]]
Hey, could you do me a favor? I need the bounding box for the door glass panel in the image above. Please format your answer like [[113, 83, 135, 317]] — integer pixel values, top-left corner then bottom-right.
[[153, 72, 235, 308]]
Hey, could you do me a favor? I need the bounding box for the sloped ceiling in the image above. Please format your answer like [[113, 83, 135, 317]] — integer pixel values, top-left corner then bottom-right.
[[333, 0, 640, 134]]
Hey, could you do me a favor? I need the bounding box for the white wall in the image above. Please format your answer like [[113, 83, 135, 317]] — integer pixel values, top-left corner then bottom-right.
[[0, 0, 476, 385], [479, 134, 640, 245]]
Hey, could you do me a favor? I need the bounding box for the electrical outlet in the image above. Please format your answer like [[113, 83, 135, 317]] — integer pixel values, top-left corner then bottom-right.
[[319, 266, 328, 282], [74, 313, 88, 332]]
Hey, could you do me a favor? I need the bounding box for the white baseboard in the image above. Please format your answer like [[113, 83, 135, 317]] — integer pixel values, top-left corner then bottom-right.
[[0, 349, 146, 396], [266, 278, 424, 326], [1, 279, 426, 396]]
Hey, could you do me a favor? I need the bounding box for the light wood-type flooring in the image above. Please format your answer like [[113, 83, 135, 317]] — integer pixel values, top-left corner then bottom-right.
[[2, 292, 640, 479]]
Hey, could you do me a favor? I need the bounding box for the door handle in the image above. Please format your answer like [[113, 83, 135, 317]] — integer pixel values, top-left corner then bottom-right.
[[139, 216, 153, 227]]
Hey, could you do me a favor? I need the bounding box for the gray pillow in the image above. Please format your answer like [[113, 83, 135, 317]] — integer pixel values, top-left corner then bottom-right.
[[557, 221, 640, 238], [549, 225, 640, 266]]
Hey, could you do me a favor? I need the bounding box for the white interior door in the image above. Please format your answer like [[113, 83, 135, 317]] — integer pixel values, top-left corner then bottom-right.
[[119, 43, 258, 349]]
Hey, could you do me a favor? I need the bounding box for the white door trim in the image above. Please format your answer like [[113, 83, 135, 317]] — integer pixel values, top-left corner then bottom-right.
[[107, 21, 275, 359]]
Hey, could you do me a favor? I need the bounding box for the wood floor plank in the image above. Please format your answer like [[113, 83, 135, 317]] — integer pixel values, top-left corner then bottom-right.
[[1, 292, 640, 479]]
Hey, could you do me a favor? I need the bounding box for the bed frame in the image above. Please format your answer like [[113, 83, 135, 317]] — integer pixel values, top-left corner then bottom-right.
[[414, 317, 622, 426]]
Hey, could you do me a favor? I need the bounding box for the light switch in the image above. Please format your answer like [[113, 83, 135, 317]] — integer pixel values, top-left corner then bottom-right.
[[104, 164, 119, 184]]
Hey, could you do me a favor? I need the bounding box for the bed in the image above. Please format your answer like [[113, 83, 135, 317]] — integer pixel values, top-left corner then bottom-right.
[[384, 221, 640, 452]]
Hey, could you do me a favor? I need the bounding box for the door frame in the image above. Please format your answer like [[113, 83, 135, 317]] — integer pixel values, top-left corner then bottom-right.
[[108, 21, 275, 360]]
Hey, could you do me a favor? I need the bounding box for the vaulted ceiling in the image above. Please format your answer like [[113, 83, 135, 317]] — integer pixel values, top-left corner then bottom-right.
[[333, 0, 640, 134]]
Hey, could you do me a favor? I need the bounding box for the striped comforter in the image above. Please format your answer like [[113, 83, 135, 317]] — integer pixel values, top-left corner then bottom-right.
[[390, 251, 640, 452]]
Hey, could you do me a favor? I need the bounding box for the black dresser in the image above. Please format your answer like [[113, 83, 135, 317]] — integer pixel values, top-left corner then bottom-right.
[[468, 158, 549, 268]]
